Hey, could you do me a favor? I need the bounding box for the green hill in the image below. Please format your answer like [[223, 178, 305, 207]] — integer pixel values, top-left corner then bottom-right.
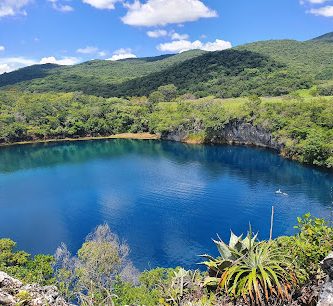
[[1, 33, 333, 98], [0, 63, 60, 87], [311, 32, 333, 43], [0, 50, 205, 93]]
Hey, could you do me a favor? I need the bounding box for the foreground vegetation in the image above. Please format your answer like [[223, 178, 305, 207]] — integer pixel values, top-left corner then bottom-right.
[[0, 90, 332, 168], [1, 214, 332, 305]]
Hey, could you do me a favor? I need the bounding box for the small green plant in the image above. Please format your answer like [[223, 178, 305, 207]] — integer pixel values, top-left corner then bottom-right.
[[201, 229, 295, 305], [162, 268, 200, 305], [0, 239, 54, 285], [277, 213, 333, 281], [15, 290, 32, 305]]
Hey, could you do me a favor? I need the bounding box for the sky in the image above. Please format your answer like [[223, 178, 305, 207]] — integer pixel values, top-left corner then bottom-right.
[[0, 0, 332, 74]]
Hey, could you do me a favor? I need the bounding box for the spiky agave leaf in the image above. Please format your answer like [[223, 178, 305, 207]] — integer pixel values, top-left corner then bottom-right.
[[199, 256, 234, 275], [198, 254, 216, 262], [203, 277, 220, 287], [228, 231, 243, 250], [212, 239, 233, 260], [242, 232, 258, 251]]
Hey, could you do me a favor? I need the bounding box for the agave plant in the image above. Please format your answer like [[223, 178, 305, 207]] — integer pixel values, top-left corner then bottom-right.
[[200, 230, 258, 284], [200, 229, 296, 305]]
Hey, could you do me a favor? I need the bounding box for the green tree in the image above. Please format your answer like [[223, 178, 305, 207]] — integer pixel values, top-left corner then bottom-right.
[[244, 95, 262, 117], [157, 84, 178, 102], [148, 91, 165, 104], [0, 239, 54, 285], [55, 224, 138, 305]]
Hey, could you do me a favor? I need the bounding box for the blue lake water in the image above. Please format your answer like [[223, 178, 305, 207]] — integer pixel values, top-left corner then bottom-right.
[[0, 139, 332, 270]]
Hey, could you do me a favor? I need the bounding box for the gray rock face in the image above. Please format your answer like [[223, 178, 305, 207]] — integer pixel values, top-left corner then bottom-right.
[[318, 252, 333, 306], [208, 121, 282, 150], [162, 119, 283, 151], [0, 271, 72, 306]]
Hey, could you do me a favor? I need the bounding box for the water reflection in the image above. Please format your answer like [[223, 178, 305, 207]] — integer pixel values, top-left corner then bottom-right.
[[0, 140, 332, 269]]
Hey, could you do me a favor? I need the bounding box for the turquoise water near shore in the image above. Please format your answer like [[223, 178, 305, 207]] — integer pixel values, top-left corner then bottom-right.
[[0, 139, 332, 269]]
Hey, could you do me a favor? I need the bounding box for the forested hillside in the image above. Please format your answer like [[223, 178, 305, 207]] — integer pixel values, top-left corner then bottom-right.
[[1, 33, 333, 98], [312, 32, 333, 42], [0, 50, 205, 93]]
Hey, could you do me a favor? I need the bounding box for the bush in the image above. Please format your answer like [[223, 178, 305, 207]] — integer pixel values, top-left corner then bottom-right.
[[54, 224, 138, 305], [277, 214, 333, 282], [318, 84, 333, 96], [0, 239, 54, 285]]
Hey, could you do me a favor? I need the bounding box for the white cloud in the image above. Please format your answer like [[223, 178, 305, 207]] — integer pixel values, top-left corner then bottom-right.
[[0, 57, 35, 67], [300, 0, 333, 17], [202, 39, 232, 51], [0, 46, 5, 52], [39, 56, 80, 65], [170, 32, 189, 40], [48, 0, 74, 12], [57, 4, 74, 12], [0, 56, 80, 75], [0, 64, 11, 74], [122, 0, 217, 26], [82, 0, 119, 9], [302, 0, 331, 3], [147, 29, 189, 40], [157, 38, 232, 53], [309, 5, 333, 16], [76, 46, 108, 57], [98, 51, 107, 57], [76, 46, 99, 54], [0, 0, 31, 18], [107, 48, 137, 61], [0, 57, 36, 74], [147, 29, 168, 38]]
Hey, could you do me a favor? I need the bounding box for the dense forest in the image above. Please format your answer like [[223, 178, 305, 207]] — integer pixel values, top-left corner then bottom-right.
[[0, 90, 332, 168], [0, 33, 333, 98]]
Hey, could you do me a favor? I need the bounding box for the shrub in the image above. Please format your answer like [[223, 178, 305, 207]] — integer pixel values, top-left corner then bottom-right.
[[54, 224, 138, 305], [318, 84, 333, 96], [201, 230, 295, 305], [148, 91, 165, 104], [0, 239, 54, 285], [16, 290, 32, 304], [277, 214, 333, 281], [157, 84, 178, 102]]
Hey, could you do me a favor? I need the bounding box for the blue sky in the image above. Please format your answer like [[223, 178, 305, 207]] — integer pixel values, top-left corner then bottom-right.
[[0, 0, 332, 73]]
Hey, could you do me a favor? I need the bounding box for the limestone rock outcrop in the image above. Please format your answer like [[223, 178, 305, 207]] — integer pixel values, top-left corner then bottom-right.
[[162, 119, 283, 150], [318, 252, 333, 306], [0, 271, 71, 306]]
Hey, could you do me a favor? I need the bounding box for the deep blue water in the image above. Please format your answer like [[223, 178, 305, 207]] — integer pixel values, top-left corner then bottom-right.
[[0, 139, 332, 270]]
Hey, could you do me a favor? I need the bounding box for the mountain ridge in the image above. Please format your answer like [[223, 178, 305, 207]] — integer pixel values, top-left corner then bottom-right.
[[1, 32, 332, 98], [311, 32, 333, 42]]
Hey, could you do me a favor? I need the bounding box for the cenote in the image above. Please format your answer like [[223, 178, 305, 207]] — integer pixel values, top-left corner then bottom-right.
[[0, 139, 332, 270]]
